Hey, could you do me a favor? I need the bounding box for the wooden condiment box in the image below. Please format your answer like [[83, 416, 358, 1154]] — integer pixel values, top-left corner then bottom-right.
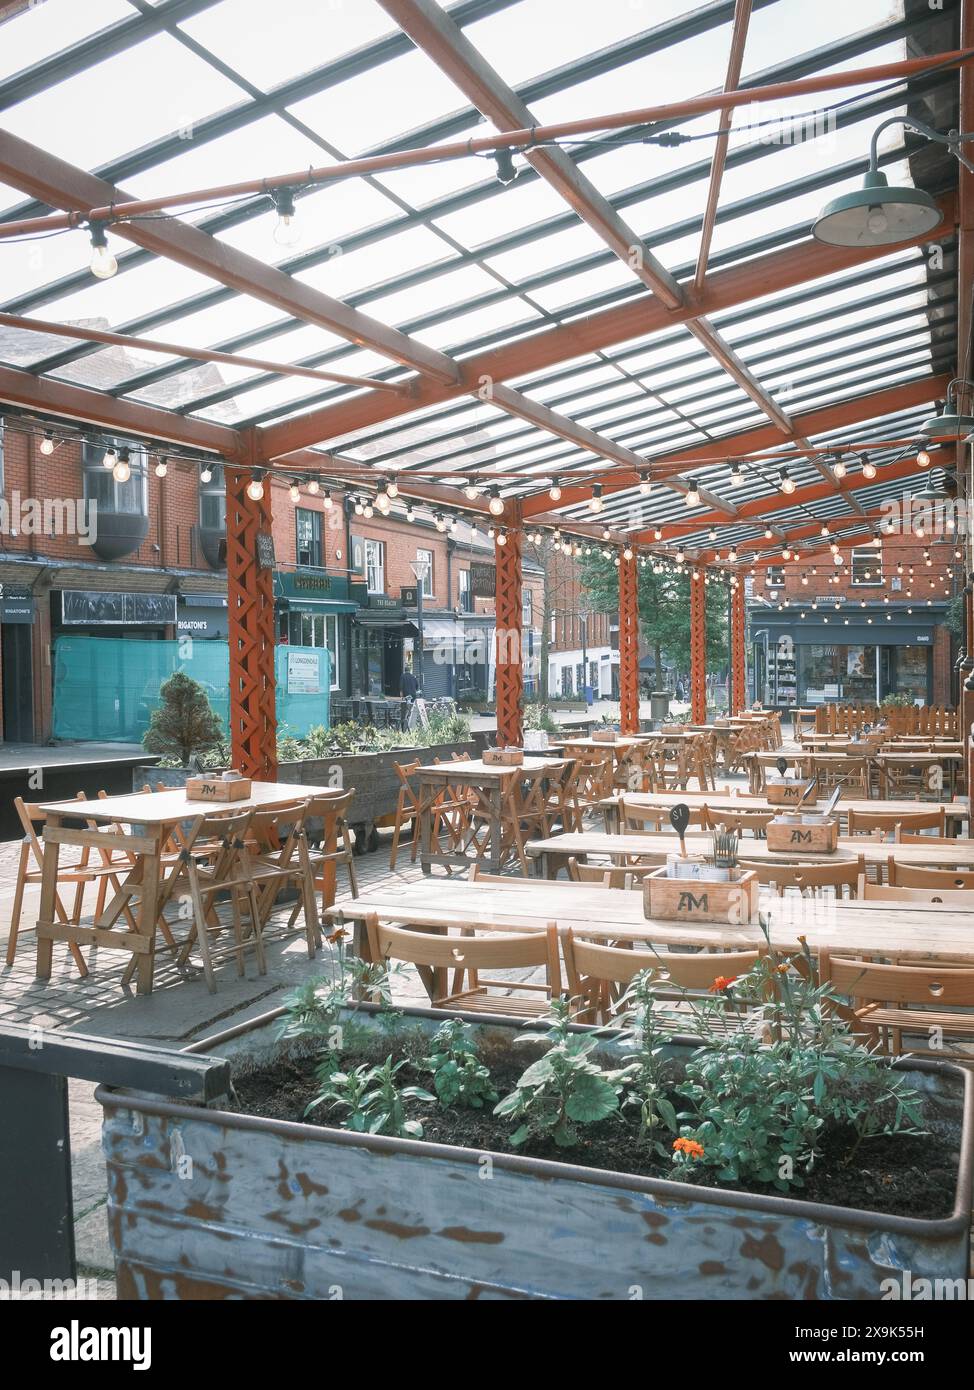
[[765, 816, 839, 854], [766, 780, 815, 806], [591, 728, 617, 743], [644, 866, 759, 924], [184, 774, 252, 802], [483, 747, 524, 766]]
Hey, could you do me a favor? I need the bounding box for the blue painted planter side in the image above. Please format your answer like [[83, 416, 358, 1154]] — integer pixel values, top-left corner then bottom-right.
[[97, 1008, 972, 1301]]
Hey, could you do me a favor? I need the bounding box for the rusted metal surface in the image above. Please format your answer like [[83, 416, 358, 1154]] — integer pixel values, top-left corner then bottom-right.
[[97, 1007, 973, 1301]]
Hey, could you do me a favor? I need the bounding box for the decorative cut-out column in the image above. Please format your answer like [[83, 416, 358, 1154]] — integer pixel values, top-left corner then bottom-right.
[[226, 461, 277, 780], [494, 501, 523, 748], [690, 569, 707, 724], [619, 550, 640, 734], [730, 580, 747, 714]]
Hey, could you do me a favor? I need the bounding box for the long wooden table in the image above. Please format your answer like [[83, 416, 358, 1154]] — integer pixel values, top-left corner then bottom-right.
[[324, 878, 974, 962], [524, 831, 974, 878], [601, 789, 969, 832], [414, 756, 568, 876], [35, 781, 339, 994]]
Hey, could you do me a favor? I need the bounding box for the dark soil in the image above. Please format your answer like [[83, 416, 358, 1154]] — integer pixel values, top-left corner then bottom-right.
[[229, 1045, 964, 1220]]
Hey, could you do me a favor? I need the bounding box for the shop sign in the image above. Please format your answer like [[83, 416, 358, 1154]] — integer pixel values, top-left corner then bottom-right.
[[0, 587, 34, 624], [470, 563, 495, 598], [287, 650, 321, 694]]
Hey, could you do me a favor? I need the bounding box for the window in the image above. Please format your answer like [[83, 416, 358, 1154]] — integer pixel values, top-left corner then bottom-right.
[[199, 463, 225, 530], [765, 566, 784, 588], [850, 547, 882, 586], [457, 567, 472, 612], [352, 536, 385, 593], [550, 612, 556, 642], [416, 548, 434, 598], [522, 591, 532, 625], [296, 508, 323, 568], [83, 439, 148, 514], [286, 610, 341, 689]]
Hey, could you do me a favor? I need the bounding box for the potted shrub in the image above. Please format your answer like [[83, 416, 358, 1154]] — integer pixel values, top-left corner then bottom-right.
[[96, 942, 972, 1301], [137, 671, 229, 788]]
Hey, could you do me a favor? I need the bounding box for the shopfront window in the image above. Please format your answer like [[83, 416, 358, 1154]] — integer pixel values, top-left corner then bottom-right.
[[889, 645, 930, 705], [284, 611, 340, 689], [296, 509, 323, 568], [799, 644, 877, 705]]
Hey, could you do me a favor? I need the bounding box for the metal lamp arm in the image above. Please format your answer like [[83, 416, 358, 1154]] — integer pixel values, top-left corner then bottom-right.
[[868, 115, 974, 178]]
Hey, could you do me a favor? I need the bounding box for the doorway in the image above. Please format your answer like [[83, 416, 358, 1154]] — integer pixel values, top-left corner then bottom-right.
[[2, 623, 34, 743]]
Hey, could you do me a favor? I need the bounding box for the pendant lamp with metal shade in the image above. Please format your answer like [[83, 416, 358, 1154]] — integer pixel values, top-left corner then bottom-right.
[[920, 380, 974, 438], [811, 116, 971, 247]]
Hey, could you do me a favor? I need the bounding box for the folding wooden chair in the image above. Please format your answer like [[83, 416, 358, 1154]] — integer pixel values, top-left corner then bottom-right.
[[738, 855, 863, 899], [299, 789, 359, 907], [174, 806, 266, 993], [246, 797, 321, 957], [848, 808, 947, 839], [365, 912, 561, 1016], [820, 951, 974, 1056], [560, 928, 764, 1026]]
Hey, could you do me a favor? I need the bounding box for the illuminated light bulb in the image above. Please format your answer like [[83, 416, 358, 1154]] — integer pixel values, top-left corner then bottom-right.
[[765, 528, 773, 540], [728, 547, 737, 562], [589, 484, 603, 513], [386, 480, 399, 499], [375, 493, 391, 514], [246, 472, 265, 501], [548, 479, 562, 501], [782, 548, 791, 561], [654, 528, 663, 541], [113, 448, 131, 484], [623, 546, 634, 561], [88, 224, 117, 280], [684, 478, 700, 507], [306, 477, 319, 495], [872, 534, 882, 547], [200, 464, 213, 484], [916, 448, 931, 468], [40, 431, 55, 456], [866, 206, 889, 235], [435, 513, 447, 532], [463, 480, 480, 501], [832, 458, 847, 479], [354, 498, 364, 516], [289, 480, 300, 502], [780, 469, 796, 494], [488, 488, 504, 517], [860, 456, 877, 479], [323, 491, 333, 509], [497, 530, 507, 546], [405, 506, 415, 523], [102, 446, 117, 470], [363, 503, 374, 519], [638, 473, 651, 496], [155, 458, 168, 479], [730, 461, 743, 486], [271, 188, 300, 248]]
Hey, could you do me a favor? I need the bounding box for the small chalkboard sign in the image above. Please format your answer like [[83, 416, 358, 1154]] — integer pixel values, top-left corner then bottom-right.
[[255, 531, 276, 569]]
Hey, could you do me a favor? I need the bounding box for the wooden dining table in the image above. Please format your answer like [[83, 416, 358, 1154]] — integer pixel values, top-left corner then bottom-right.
[[414, 756, 569, 877], [600, 788, 970, 832], [524, 830, 974, 878], [324, 877, 974, 963], [34, 780, 339, 994]]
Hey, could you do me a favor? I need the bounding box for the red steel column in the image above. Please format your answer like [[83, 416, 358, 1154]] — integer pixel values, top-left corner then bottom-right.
[[619, 550, 640, 734], [730, 580, 747, 714], [226, 456, 278, 780], [494, 502, 523, 748], [690, 569, 708, 724]]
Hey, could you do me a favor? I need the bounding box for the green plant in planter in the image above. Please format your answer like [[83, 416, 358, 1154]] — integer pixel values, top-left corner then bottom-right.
[[309, 1054, 435, 1137], [142, 670, 226, 767], [420, 1019, 497, 1110], [615, 943, 926, 1192], [880, 692, 916, 709], [523, 704, 559, 737], [495, 998, 636, 1148]]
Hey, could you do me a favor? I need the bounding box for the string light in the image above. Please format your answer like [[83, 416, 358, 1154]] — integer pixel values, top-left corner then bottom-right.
[[271, 188, 300, 248], [548, 478, 562, 502], [200, 463, 213, 484], [780, 469, 796, 494], [289, 479, 301, 502], [832, 457, 847, 479], [488, 486, 505, 517], [306, 477, 319, 495], [462, 479, 480, 501], [246, 470, 265, 501], [730, 460, 744, 486], [40, 431, 55, 456], [112, 447, 131, 484], [638, 472, 651, 496], [102, 445, 117, 470], [589, 484, 603, 513], [155, 456, 168, 479], [88, 223, 117, 280], [684, 478, 700, 507], [860, 455, 877, 480]]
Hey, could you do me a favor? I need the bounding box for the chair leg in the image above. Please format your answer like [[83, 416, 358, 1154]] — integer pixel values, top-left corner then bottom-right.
[[5, 842, 29, 966], [344, 830, 359, 898]]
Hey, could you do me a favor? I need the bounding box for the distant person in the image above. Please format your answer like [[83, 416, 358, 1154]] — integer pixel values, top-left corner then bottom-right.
[[675, 680, 685, 702], [401, 667, 419, 699]]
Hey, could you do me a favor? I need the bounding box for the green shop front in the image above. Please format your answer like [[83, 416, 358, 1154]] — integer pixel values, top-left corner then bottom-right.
[[275, 569, 358, 697]]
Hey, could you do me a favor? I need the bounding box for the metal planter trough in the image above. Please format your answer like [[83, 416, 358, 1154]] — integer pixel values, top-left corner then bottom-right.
[[96, 1006, 973, 1301]]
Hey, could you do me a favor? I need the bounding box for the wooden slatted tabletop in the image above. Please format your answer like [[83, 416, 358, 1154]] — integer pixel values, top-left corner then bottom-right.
[[325, 879, 974, 961], [523, 831, 974, 871], [601, 790, 969, 827]]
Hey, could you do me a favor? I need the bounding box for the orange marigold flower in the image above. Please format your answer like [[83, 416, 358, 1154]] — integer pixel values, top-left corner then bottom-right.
[[673, 1137, 705, 1159], [776, 962, 790, 974], [709, 975, 737, 993], [326, 926, 348, 944]]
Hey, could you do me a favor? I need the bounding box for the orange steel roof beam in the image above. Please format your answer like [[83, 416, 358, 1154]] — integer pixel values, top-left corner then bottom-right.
[[1, 49, 971, 240], [694, 0, 753, 293], [258, 195, 956, 461], [0, 130, 460, 386], [0, 313, 410, 393]]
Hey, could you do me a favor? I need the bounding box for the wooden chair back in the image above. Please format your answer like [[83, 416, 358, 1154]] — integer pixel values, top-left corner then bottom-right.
[[561, 930, 762, 1018], [821, 953, 974, 1009], [857, 878, 974, 905], [738, 855, 863, 897], [848, 808, 946, 837], [888, 861, 974, 890], [701, 807, 775, 835], [567, 856, 629, 889]]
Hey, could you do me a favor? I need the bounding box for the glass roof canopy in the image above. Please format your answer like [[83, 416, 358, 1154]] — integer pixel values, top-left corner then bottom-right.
[[0, 0, 963, 567]]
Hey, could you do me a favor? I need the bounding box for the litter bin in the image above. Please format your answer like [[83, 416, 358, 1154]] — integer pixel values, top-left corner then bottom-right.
[[584, 684, 594, 707], [650, 690, 670, 727]]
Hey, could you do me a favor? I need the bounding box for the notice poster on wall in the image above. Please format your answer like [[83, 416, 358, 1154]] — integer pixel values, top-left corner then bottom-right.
[[287, 650, 321, 694], [847, 646, 867, 678]]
